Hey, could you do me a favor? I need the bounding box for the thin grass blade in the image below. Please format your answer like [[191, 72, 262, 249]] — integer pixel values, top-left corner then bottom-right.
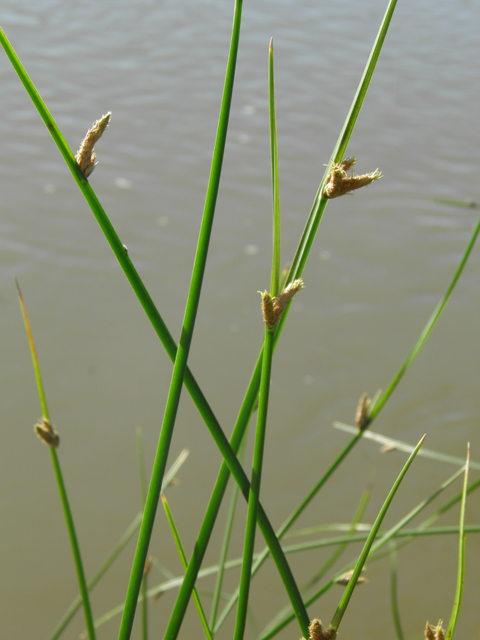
[[284, 0, 399, 291], [389, 543, 405, 640], [16, 282, 97, 640], [368, 213, 480, 425], [329, 435, 425, 632], [210, 436, 247, 628], [260, 488, 371, 639], [446, 444, 470, 640], [234, 38, 284, 640], [333, 423, 480, 470], [234, 329, 275, 640], [161, 495, 214, 640], [136, 429, 149, 640], [269, 38, 281, 296]]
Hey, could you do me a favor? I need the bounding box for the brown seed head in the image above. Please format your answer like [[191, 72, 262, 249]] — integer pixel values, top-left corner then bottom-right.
[[324, 157, 382, 199], [260, 279, 304, 330], [355, 393, 370, 430], [425, 621, 445, 640], [75, 112, 111, 177], [34, 418, 60, 448], [308, 619, 325, 640]]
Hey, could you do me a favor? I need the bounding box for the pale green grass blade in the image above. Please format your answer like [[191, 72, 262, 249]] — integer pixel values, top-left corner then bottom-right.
[[329, 435, 425, 633], [430, 198, 478, 209], [446, 445, 470, 640], [333, 423, 480, 471]]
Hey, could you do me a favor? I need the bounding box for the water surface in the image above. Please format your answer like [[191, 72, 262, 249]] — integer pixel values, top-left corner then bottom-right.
[[1, 1, 479, 639]]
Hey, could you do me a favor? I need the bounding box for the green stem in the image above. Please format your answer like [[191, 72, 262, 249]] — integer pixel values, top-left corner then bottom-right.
[[118, 2, 243, 639], [446, 446, 469, 640], [51, 450, 97, 640], [234, 329, 275, 640], [389, 543, 405, 640], [162, 495, 214, 640], [16, 283, 97, 640], [210, 436, 247, 628]]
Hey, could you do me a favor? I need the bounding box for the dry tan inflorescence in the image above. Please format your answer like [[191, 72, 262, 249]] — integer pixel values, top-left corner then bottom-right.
[[355, 392, 371, 430], [335, 568, 367, 586], [75, 112, 111, 177], [324, 157, 382, 199], [301, 618, 337, 640], [425, 620, 445, 640], [260, 279, 304, 330], [34, 417, 59, 448]]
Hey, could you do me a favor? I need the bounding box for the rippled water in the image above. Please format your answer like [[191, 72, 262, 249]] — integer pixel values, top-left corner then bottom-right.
[[1, 1, 479, 639]]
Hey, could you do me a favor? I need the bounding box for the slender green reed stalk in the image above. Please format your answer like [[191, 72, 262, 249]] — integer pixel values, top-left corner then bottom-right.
[[330, 436, 425, 633], [234, 327, 275, 640], [16, 283, 97, 640], [210, 436, 247, 628], [161, 494, 214, 640], [303, 488, 371, 593], [118, 4, 244, 637], [269, 38, 281, 299], [389, 543, 405, 640], [136, 429, 149, 640], [446, 445, 469, 640], [234, 37, 283, 640]]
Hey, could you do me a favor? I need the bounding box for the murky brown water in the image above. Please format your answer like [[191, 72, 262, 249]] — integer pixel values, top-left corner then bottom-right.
[[1, 1, 479, 639]]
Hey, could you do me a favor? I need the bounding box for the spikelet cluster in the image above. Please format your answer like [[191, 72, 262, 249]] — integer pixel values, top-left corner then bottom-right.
[[425, 621, 445, 640], [75, 112, 111, 177], [260, 279, 304, 330], [324, 157, 382, 199], [302, 619, 337, 640], [34, 418, 60, 448], [355, 392, 371, 430]]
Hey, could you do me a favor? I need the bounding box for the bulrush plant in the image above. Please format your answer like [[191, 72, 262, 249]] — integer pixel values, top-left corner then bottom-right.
[[1, 0, 479, 639]]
